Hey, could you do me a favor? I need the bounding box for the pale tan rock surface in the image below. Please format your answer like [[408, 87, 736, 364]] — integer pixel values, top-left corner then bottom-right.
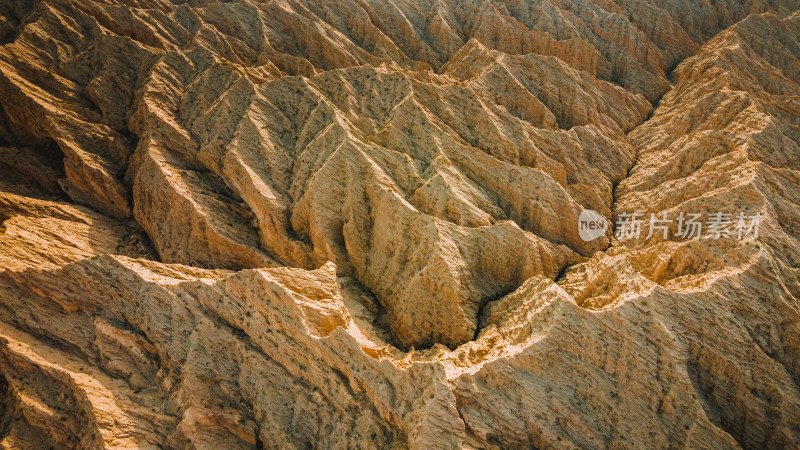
[[1, 0, 800, 448]]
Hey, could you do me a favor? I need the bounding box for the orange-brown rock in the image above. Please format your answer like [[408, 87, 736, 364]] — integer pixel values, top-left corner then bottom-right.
[[1, 0, 800, 448]]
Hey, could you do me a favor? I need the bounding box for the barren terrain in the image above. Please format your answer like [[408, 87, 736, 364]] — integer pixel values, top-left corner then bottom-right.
[[1, 0, 800, 448]]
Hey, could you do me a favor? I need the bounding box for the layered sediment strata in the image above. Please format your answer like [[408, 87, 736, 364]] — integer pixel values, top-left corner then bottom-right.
[[1, 0, 800, 448]]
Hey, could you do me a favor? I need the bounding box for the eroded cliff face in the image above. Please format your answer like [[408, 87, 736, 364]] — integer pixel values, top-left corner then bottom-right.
[[1, 0, 799, 448]]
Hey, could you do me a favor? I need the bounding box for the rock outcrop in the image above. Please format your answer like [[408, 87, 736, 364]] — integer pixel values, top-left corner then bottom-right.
[[1, 0, 800, 448]]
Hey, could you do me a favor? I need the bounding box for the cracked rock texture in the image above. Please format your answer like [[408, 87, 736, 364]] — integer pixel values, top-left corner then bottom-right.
[[1, 0, 800, 448]]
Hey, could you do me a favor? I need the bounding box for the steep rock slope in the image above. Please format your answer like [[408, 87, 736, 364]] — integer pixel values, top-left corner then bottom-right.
[[1, 0, 800, 448]]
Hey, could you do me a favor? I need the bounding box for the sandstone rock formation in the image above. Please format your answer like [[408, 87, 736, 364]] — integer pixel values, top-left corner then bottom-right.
[[1, 0, 800, 448]]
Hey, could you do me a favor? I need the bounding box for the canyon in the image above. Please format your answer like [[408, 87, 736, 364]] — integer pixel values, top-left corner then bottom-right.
[[1, 0, 800, 448]]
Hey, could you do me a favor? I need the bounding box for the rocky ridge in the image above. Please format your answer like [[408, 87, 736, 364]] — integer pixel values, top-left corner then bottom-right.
[[1, 0, 800, 448]]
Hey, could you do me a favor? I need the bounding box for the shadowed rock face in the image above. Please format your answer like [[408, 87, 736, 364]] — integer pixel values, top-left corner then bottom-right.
[[1, 0, 800, 448]]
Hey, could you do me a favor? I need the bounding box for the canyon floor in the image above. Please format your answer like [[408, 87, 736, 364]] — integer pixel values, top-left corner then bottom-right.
[[1, 0, 800, 448]]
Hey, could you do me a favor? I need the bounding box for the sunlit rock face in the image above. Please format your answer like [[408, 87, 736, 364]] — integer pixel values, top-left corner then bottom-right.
[[1, 0, 800, 448]]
